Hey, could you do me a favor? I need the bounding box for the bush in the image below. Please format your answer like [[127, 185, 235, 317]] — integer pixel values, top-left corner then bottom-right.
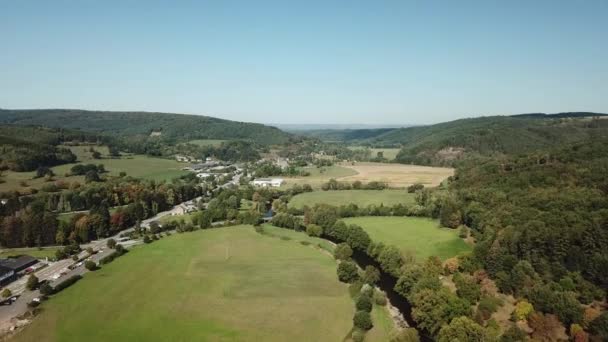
[[362, 265, 380, 284], [305, 224, 323, 237], [84, 260, 97, 271], [373, 290, 387, 306], [143, 235, 152, 244], [26, 275, 39, 291], [39, 282, 54, 296], [1, 288, 12, 298], [99, 251, 119, 265], [107, 238, 117, 249], [353, 310, 373, 330], [115, 244, 125, 254], [356, 295, 373, 312], [334, 243, 353, 260], [53, 275, 82, 293], [337, 261, 359, 283]]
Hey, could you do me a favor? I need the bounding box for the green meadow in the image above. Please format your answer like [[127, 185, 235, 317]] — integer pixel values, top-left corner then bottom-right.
[[0, 154, 188, 193], [13, 227, 357, 342], [342, 216, 471, 261]]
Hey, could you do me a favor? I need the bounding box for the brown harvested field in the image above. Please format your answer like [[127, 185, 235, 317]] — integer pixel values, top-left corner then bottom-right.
[[337, 162, 453, 188]]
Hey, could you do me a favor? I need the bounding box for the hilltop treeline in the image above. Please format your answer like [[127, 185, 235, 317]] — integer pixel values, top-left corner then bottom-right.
[[0, 125, 112, 172], [0, 109, 292, 145]]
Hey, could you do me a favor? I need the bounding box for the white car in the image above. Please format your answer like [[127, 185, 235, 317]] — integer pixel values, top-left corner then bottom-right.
[[51, 274, 60, 280]]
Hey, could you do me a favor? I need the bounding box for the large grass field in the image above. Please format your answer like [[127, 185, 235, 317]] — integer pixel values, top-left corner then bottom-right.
[[338, 162, 454, 188], [280, 165, 358, 189], [0, 155, 188, 193], [342, 217, 471, 261], [13, 226, 357, 342], [288, 189, 416, 209]]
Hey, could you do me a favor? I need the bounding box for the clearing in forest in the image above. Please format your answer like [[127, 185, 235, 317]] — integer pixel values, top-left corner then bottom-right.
[[342, 216, 471, 261]]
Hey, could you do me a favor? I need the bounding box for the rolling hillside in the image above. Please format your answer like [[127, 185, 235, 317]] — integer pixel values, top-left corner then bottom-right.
[[0, 109, 292, 145], [298, 112, 608, 166]]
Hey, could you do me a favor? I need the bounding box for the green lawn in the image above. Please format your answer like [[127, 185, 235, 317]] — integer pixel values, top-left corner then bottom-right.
[[342, 217, 471, 261], [280, 165, 358, 189], [288, 190, 415, 209], [188, 139, 227, 147], [0, 247, 60, 259], [13, 226, 355, 342]]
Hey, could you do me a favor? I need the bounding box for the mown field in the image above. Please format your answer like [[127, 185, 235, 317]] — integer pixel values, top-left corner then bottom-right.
[[0, 154, 188, 193], [288, 190, 416, 209], [13, 226, 357, 342], [342, 217, 471, 261], [338, 162, 453, 188], [280, 165, 358, 189]]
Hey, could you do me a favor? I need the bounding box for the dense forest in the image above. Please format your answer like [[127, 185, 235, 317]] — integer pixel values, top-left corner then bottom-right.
[[0, 109, 292, 145], [0, 125, 114, 171], [450, 134, 608, 295], [295, 113, 608, 166]]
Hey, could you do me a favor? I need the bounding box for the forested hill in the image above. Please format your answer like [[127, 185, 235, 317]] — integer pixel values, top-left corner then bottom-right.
[[310, 112, 607, 166], [0, 109, 292, 145]]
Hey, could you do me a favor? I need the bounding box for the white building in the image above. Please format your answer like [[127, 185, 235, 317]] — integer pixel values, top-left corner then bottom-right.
[[252, 178, 284, 187]]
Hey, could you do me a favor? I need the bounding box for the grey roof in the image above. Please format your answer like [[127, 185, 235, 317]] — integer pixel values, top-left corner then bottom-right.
[[0, 255, 38, 271]]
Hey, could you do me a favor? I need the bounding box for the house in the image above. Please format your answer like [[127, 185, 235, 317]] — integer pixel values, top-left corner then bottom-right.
[[252, 178, 284, 187], [0, 255, 38, 274], [171, 203, 198, 216]]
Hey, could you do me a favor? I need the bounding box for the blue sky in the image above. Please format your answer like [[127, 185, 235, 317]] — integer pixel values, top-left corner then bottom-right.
[[1, 1, 606, 125]]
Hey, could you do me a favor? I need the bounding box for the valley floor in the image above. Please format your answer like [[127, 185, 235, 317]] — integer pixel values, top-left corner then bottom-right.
[[11, 226, 358, 342]]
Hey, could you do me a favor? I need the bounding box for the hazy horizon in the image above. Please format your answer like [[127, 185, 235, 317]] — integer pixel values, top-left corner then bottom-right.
[[1, 1, 607, 125]]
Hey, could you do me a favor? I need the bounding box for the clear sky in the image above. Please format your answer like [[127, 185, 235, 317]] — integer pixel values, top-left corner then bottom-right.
[[1, 1, 607, 125]]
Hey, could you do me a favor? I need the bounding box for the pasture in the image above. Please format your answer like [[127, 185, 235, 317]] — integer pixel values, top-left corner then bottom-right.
[[13, 226, 356, 342], [342, 216, 471, 261], [338, 162, 453, 188], [0, 155, 188, 193], [288, 190, 416, 209]]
